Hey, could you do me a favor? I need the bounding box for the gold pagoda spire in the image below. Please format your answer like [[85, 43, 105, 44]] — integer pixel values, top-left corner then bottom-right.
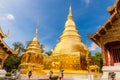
[[33, 23, 38, 41], [25, 23, 42, 54], [51, 3, 89, 56], [67, 3, 73, 20], [60, 4, 81, 41]]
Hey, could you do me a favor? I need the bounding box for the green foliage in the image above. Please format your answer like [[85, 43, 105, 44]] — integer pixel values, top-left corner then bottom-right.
[[5, 72, 11, 76], [45, 51, 52, 56], [90, 52, 103, 72], [40, 44, 45, 53], [12, 42, 25, 55], [11, 69, 17, 74], [0, 78, 5, 80], [3, 54, 22, 72], [26, 41, 32, 48], [12, 42, 25, 51]]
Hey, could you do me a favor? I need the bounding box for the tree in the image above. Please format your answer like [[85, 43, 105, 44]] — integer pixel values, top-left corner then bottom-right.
[[12, 42, 25, 55], [90, 52, 103, 72], [26, 41, 32, 48], [40, 44, 45, 53], [3, 54, 22, 72], [45, 51, 52, 56]]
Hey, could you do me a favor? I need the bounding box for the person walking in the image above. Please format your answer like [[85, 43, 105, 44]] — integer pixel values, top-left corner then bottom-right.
[[59, 69, 64, 80], [49, 70, 53, 79], [28, 71, 32, 79]]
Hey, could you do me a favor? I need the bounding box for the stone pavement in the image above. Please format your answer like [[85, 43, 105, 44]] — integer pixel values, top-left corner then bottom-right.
[[63, 76, 89, 80], [21, 75, 101, 80], [20, 73, 101, 80]]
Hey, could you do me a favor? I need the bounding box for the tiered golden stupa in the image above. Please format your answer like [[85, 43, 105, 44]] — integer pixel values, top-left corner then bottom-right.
[[20, 25, 45, 75], [44, 5, 88, 71]]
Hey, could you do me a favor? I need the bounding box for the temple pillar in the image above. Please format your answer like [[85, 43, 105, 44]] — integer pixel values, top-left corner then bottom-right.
[[103, 47, 108, 66], [106, 50, 111, 66], [109, 49, 114, 66], [1, 53, 9, 69], [101, 46, 107, 66]]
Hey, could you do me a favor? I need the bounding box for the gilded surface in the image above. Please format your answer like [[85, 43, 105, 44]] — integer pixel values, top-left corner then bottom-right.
[[20, 26, 45, 75], [44, 53, 87, 70], [45, 5, 88, 71], [20, 5, 89, 74], [0, 28, 15, 69], [0, 46, 9, 69]]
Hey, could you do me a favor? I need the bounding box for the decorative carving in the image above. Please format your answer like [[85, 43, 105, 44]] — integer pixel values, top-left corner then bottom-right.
[[99, 19, 120, 45], [4, 30, 9, 38], [117, 3, 120, 16]]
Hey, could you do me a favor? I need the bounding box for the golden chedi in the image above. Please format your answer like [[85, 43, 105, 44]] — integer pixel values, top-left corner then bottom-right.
[[20, 25, 45, 75], [44, 5, 88, 71]]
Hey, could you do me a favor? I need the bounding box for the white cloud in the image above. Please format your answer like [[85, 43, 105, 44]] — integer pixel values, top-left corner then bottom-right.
[[0, 14, 15, 21], [6, 14, 15, 20], [88, 42, 100, 51], [85, 0, 90, 4]]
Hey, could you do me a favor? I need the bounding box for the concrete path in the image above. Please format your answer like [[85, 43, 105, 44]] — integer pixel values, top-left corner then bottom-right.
[[21, 76, 90, 80], [20, 74, 101, 80]]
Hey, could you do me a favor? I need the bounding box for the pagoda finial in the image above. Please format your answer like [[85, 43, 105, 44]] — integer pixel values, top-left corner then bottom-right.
[[68, 2, 73, 20], [36, 22, 38, 35], [33, 22, 38, 41]]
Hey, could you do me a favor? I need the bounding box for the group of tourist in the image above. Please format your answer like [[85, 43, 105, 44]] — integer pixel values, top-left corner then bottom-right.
[[27, 69, 64, 80]]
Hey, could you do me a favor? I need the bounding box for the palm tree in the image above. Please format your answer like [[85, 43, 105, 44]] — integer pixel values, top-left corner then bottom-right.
[[12, 42, 25, 55]]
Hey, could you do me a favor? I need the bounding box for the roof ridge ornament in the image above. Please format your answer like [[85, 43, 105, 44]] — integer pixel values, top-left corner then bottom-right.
[[5, 30, 9, 38], [0, 27, 9, 38], [117, 1, 120, 16]]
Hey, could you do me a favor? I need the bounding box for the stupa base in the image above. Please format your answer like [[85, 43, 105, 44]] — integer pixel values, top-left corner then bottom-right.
[[20, 63, 46, 75]]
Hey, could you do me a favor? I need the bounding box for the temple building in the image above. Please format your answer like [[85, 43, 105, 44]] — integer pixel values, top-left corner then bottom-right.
[[20, 25, 45, 75], [88, 0, 120, 80], [44, 5, 88, 71], [0, 27, 15, 69]]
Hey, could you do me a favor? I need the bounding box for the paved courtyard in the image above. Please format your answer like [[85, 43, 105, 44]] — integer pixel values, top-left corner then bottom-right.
[[20, 74, 101, 80]]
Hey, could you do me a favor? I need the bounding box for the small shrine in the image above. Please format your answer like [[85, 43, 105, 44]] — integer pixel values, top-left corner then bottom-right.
[[20, 25, 45, 75]]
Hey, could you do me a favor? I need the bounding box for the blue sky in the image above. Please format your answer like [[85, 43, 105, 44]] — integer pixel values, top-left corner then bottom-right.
[[0, 0, 115, 53]]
